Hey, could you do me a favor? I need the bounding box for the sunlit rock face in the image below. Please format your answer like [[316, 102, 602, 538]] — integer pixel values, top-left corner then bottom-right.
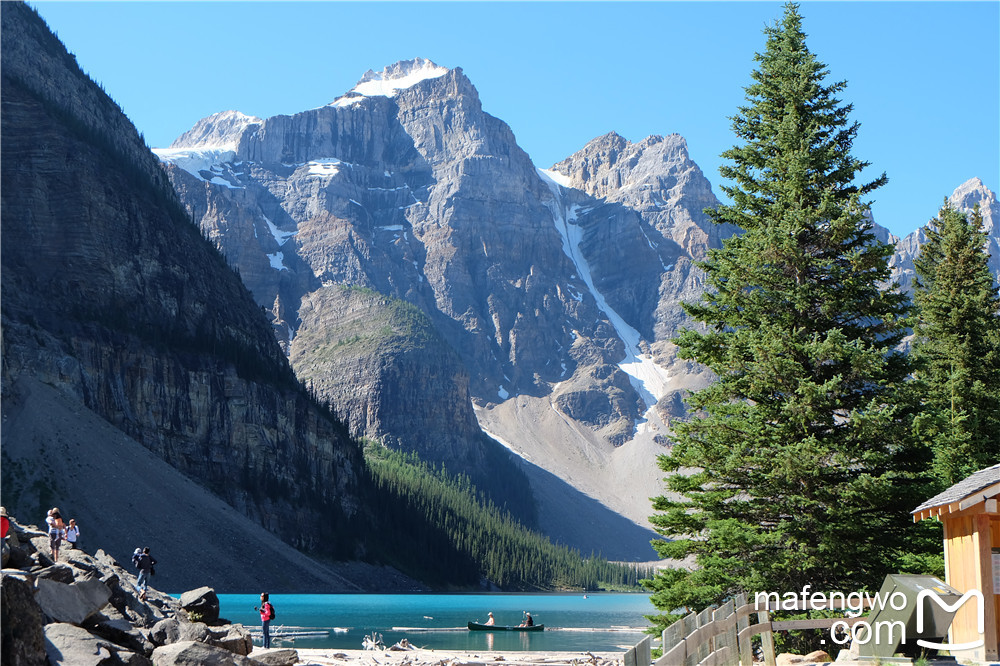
[[157, 54, 1000, 557]]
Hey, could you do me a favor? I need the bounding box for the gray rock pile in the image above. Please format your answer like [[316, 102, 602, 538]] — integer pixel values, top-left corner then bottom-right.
[[1, 512, 296, 666]]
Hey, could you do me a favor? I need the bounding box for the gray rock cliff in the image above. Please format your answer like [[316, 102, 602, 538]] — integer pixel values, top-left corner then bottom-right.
[[1, 2, 371, 580], [155, 54, 1000, 558]]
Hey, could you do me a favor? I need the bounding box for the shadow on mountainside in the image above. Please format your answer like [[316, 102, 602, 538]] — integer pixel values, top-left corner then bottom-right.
[[0, 376, 423, 593], [513, 455, 661, 563]]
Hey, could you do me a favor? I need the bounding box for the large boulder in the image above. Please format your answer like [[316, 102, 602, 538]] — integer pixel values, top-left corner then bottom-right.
[[148, 617, 211, 646], [43, 622, 141, 666], [35, 576, 111, 625], [250, 648, 299, 666], [151, 641, 258, 666], [150, 618, 182, 647], [88, 612, 156, 656], [179, 621, 212, 643], [1, 572, 47, 666], [207, 624, 254, 656], [179, 586, 220, 623], [36, 563, 77, 584], [804, 650, 832, 663]]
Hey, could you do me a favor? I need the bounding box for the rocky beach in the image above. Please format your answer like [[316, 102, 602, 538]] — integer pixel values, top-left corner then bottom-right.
[[0, 510, 628, 666]]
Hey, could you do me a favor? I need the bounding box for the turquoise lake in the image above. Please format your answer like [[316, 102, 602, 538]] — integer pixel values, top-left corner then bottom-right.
[[217, 593, 656, 652]]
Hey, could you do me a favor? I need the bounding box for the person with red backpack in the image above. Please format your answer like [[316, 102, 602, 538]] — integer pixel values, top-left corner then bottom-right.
[[255, 593, 276, 648]]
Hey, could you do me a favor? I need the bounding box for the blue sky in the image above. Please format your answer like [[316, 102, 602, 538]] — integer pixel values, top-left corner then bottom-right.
[[30, 1, 999, 238]]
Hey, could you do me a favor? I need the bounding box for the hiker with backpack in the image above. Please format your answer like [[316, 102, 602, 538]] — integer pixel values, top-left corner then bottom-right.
[[133, 547, 157, 601], [255, 593, 276, 648]]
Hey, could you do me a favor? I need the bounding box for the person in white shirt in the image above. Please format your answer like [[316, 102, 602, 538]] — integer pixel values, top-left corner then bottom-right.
[[65, 519, 80, 550]]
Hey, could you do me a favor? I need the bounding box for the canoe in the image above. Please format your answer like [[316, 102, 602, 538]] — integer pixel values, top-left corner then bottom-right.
[[468, 622, 544, 632]]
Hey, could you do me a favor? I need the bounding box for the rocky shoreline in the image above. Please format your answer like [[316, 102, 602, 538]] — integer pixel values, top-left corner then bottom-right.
[[1, 511, 297, 666]]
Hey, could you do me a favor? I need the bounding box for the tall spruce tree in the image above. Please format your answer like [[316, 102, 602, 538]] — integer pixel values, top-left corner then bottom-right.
[[645, 2, 933, 631], [912, 203, 1000, 486]]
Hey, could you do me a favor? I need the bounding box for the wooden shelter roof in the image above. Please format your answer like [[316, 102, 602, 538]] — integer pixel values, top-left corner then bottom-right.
[[912, 463, 1000, 522]]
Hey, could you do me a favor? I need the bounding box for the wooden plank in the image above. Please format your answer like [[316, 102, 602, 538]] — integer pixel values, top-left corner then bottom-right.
[[655, 638, 688, 666], [683, 613, 699, 666], [717, 600, 738, 666], [664, 617, 686, 655], [735, 604, 756, 621], [758, 609, 776, 666], [696, 607, 713, 666], [637, 635, 653, 666], [698, 646, 731, 666], [742, 622, 771, 637], [625, 646, 638, 666], [958, 482, 1000, 511], [735, 593, 752, 666], [975, 513, 999, 661]]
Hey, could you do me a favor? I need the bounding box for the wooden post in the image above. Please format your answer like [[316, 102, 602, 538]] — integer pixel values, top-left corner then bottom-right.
[[735, 594, 752, 666], [759, 609, 776, 666], [637, 635, 653, 666], [697, 607, 714, 666], [975, 513, 998, 661], [715, 600, 737, 666], [683, 612, 699, 666], [660, 615, 687, 666], [625, 646, 638, 666]]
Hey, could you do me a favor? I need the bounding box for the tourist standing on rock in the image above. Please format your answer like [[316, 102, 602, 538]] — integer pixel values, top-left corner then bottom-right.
[[135, 547, 157, 601], [255, 592, 276, 648], [65, 519, 80, 550], [45, 508, 66, 561]]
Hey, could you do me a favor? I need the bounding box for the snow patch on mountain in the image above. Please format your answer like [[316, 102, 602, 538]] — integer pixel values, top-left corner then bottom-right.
[[330, 58, 449, 107], [153, 147, 237, 183], [537, 168, 673, 410], [166, 110, 261, 150], [267, 252, 288, 271], [263, 215, 297, 247], [307, 159, 344, 178], [539, 168, 573, 189]]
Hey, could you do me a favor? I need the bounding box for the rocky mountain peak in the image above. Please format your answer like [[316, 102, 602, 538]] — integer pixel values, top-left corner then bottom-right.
[[887, 177, 999, 295], [331, 57, 453, 106], [949, 176, 997, 232], [550, 131, 700, 209], [168, 110, 262, 150]]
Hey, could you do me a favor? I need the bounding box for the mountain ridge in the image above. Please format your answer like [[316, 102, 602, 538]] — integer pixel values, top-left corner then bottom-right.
[[156, 57, 1000, 561], [0, 2, 387, 589]]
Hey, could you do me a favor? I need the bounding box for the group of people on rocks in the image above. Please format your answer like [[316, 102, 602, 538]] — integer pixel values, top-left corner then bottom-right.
[[40, 507, 157, 602], [28, 506, 274, 649], [44, 507, 80, 561]]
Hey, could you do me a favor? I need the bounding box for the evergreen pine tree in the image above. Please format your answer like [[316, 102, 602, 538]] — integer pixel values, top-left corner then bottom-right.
[[912, 203, 1000, 486], [645, 2, 933, 631]]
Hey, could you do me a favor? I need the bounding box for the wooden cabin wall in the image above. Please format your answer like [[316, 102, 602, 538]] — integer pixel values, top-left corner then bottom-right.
[[941, 512, 999, 661]]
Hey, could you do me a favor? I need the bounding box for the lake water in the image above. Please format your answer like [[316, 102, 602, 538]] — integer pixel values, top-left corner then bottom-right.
[[217, 593, 655, 652]]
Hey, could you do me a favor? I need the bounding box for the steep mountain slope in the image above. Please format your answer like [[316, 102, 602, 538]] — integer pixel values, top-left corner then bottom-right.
[[0, 2, 375, 586], [1, 376, 416, 592], [155, 56, 1000, 560], [156, 61, 738, 557]]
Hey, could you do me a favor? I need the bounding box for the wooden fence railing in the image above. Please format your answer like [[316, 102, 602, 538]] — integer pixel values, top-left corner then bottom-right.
[[627, 594, 874, 666]]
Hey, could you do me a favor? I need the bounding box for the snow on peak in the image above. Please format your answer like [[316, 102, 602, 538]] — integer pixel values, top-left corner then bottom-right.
[[331, 58, 449, 106], [537, 168, 574, 189], [167, 110, 262, 151]]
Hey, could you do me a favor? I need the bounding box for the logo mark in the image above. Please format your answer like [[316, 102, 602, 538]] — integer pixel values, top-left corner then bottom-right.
[[915, 589, 985, 651]]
